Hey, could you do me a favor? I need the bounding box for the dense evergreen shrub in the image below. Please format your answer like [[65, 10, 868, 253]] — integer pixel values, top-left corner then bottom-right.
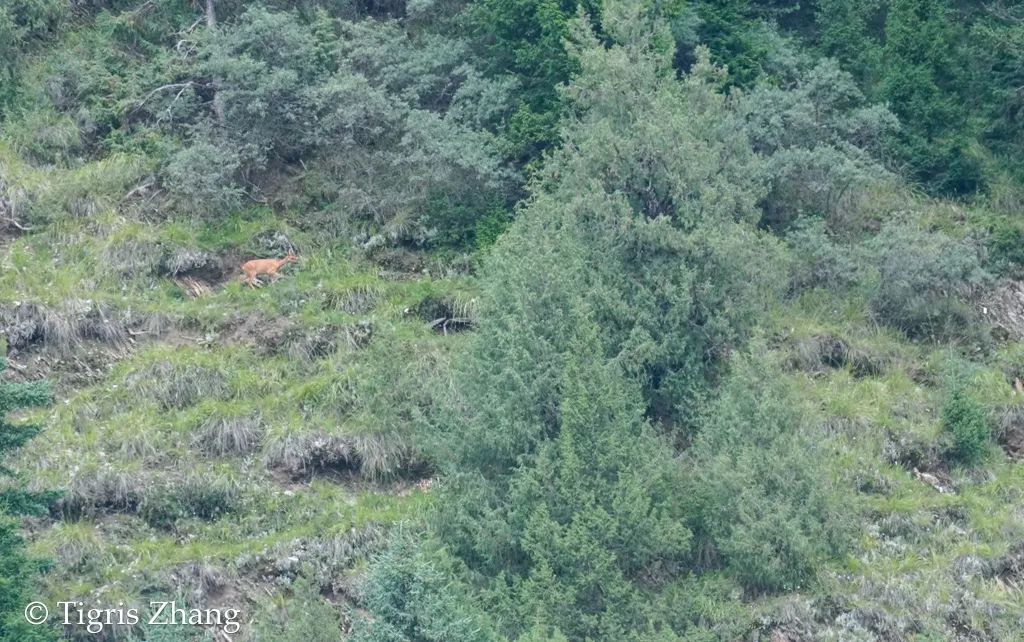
[[685, 354, 849, 593], [783, 219, 858, 293], [351, 533, 497, 642], [742, 58, 897, 231], [0, 360, 57, 642], [880, 0, 981, 195], [161, 139, 245, 218], [941, 388, 991, 465], [986, 221, 1024, 278], [0, 0, 67, 109]]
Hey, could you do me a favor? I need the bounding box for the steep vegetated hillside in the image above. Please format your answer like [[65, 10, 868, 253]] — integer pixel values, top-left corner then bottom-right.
[[2, 0, 1024, 640]]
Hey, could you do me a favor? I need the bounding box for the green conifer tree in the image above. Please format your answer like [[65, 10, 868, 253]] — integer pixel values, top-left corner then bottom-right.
[[0, 359, 56, 642], [881, 0, 979, 193], [503, 321, 691, 638]]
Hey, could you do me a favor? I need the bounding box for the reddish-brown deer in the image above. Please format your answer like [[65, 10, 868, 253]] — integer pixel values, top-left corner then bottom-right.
[[240, 253, 297, 288]]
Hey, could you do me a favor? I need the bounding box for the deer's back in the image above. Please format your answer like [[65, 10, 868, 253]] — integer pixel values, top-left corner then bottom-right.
[[242, 258, 279, 273]]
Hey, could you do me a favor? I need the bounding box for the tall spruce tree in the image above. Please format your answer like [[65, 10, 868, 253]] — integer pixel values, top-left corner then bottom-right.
[[881, 0, 979, 194], [814, 0, 884, 87]]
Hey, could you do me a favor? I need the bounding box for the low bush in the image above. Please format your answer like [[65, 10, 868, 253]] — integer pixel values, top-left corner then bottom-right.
[[941, 388, 991, 465], [784, 219, 859, 294], [160, 139, 245, 219], [251, 572, 343, 642], [58, 467, 143, 518], [860, 221, 988, 340], [987, 220, 1024, 278], [139, 476, 240, 529], [126, 359, 230, 411]]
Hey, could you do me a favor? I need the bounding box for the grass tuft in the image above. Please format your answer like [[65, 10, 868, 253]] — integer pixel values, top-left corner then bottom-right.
[[194, 413, 264, 457]]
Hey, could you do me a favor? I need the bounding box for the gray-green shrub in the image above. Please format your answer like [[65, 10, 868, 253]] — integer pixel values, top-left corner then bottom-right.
[[860, 221, 988, 339]]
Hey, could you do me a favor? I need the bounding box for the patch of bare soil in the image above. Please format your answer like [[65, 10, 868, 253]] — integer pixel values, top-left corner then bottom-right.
[[412, 295, 477, 335], [1, 344, 122, 390], [160, 248, 244, 295], [159, 247, 226, 282], [367, 245, 426, 274], [1001, 427, 1024, 460], [979, 279, 1024, 341], [785, 333, 888, 377], [884, 430, 944, 472], [990, 541, 1024, 591], [0, 223, 23, 253], [172, 276, 214, 298], [996, 407, 1024, 460], [220, 313, 297, 353], [0, 300, 199, 392]]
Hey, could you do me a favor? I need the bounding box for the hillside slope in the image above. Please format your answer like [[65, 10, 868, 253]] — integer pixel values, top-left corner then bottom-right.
[[2, 0, 1024, 641]]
